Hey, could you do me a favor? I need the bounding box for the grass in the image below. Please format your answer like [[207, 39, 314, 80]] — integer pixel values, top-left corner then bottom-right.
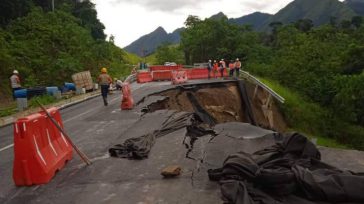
[[28, 95, 59, 108], [0, 95, 61, 118], [258, 77, 350, 149], [0, 103, 17, 117]]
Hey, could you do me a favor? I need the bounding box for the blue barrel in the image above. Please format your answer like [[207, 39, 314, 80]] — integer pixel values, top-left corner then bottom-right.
[[14, 89, 27, 98], [46, 87, 59, 96], [64, 83, 76, 91]]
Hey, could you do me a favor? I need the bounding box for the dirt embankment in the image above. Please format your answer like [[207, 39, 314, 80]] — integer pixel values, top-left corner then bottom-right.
[[147, 82, 287, 133]]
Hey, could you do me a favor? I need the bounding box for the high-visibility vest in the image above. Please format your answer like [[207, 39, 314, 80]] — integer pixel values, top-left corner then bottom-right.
[[98, 73, 112, 85], [229, 63, 235, 69], [10, 75, 21, 88], [235, 61, 241, 68], [213, 63, 218, 70]]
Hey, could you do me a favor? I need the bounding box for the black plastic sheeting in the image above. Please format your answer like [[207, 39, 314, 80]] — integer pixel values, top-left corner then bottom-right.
[[208, 133, 364, 204], [109, 111, 215, 159]]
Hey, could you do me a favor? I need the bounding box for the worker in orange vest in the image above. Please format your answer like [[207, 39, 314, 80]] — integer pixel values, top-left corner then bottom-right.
[[235, 58, 242, 77], [229, 60, 235, 77], [98, 67, 113, 106], [213, 60, 219, 78]]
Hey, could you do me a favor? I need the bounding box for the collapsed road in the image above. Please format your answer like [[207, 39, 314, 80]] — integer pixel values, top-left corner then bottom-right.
[[1, 78, 364, 204]]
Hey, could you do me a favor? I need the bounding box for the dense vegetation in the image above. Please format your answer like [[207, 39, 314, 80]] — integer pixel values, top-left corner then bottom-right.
[[0, 0, 138, 101], [177, 15, 364, 149]]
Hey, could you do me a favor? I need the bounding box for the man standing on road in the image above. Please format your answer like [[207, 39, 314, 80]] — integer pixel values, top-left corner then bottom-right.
[[207, 60, 213, 79], [229, 60, 235, 77], [235, 58, 242, 78], [10, 70, 21, 99], [219, 59, 226, 78], [98, 67, 112, 106]]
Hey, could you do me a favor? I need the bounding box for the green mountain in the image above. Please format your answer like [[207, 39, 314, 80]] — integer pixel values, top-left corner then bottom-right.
[[209, 12, 228, 20], [124, 27, 183, 56], [260, 0, 356, 30], [126, 0, 359, 56], [344, 0, 364, 15], [229, 12, 272, 29]]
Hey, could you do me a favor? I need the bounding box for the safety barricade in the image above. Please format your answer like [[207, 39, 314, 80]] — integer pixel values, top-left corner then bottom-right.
[[121, 82, 134, 110], [171, 70, 188, 85], [189, 68, 209, 79], [149, 65, 182, 72], [13, 107, 73, 186], [137, 71, 153, 83], [152, 70, 172, 81]]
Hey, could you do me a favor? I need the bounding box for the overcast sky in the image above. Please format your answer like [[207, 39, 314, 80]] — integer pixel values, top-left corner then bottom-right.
[[91, 0, 296, 48]]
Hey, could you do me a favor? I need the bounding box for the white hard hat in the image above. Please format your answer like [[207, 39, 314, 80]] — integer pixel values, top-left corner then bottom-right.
[[236, 58, 239, 61], [13, 70, 19, 74]]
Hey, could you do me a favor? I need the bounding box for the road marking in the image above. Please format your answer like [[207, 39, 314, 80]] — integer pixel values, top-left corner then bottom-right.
[[63, 108, 95, 124], [0, 84, 144, 152], [0, 144, 14, 152]]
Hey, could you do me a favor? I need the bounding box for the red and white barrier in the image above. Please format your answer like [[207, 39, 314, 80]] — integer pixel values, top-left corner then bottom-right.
[[13, 107, 73, 186]]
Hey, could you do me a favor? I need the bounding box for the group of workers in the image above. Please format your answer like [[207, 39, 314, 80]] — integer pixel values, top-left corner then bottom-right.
[[207, 58, 242, 79], [8, 67, 124, 107]]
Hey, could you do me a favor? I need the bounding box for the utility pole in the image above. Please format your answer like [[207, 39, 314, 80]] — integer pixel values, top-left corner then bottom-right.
[[52, 0, 55, 12]]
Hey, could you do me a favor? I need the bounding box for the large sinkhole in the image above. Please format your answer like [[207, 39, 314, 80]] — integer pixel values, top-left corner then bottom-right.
[[110, 80, 288, 159], [141, 81, 287, 133]]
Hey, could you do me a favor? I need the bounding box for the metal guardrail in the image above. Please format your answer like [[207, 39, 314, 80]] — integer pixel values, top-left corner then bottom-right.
[[125, 74, 137, 83], [240, 70, 285, 103]]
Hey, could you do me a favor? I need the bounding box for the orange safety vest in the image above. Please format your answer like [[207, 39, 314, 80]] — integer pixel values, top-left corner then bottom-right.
[[235, 61, 241, 68], [229, 63, 235, 69], [98, 73, 112, 85], [213, 63, 218, 70]]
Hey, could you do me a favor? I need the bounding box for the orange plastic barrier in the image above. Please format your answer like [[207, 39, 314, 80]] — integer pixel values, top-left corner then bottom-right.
[[121, 82, 134, 110], [149, 65, 182, 72], [152, 70, 172, 81], [13, 107, 73, 186], [172, 70, 188, 85], [137, 72, 153, 83], [189, 68, 209, 79]]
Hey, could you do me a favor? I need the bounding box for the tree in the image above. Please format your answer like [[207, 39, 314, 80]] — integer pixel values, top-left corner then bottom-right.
[[155, 43, 184, 65], [351, 16, 363, 29], [294, 19, 314, 32]]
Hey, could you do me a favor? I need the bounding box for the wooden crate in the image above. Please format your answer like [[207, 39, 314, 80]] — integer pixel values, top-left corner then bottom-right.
[[72, 71, 94, 91]]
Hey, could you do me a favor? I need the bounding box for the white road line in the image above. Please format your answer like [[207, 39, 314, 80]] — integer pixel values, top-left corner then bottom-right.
[[63, 108, 95, 124], [0, 84, 144, 152], [0, 144, 14, 152]]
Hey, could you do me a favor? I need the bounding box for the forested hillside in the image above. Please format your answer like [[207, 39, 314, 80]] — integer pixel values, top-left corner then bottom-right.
[[174, 15, 364, 149], [0, 0, 137, 101], [126, 0, 363, 56]]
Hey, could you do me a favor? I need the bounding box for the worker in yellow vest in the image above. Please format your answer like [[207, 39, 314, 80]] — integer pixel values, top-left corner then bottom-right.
[[98, 67, 112, 106]]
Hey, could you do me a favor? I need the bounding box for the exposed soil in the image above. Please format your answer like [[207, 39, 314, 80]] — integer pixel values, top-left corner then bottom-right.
[[145, 81, 287, 133]]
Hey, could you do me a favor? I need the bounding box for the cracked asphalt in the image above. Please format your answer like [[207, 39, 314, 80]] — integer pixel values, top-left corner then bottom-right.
[[1, 79, 364, 204]]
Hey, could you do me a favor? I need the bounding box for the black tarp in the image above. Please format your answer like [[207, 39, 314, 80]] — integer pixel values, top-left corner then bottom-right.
[[208, 132, 364, 204], [109, 111, 215, 159]]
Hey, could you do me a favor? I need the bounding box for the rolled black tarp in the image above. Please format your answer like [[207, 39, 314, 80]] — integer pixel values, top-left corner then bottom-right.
[[209, 133, 364, 204]]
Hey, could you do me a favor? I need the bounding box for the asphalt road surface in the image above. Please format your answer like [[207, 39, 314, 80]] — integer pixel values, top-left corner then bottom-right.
[[1, 80, 364, 204]]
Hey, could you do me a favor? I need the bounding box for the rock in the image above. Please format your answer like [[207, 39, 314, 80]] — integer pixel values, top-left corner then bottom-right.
[[161, 165, 182, 178]]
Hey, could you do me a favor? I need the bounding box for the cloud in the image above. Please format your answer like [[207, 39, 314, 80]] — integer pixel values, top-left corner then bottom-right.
[[108, 0, 219, 12]]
